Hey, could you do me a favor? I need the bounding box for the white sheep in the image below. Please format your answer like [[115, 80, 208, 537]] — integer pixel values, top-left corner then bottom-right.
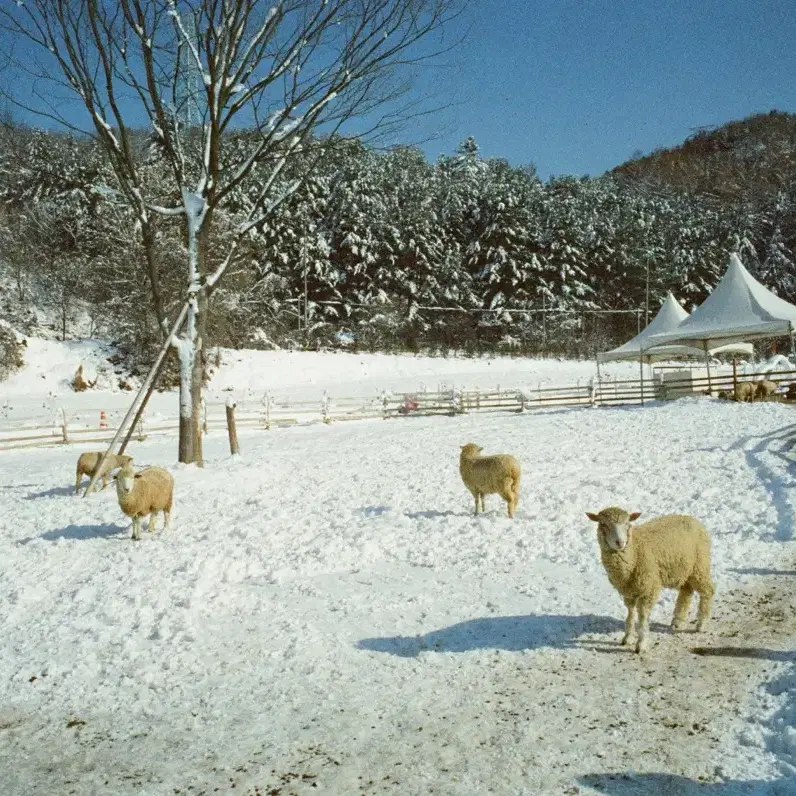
[[585, 506, 714, 654], [114, 461, 174, 541], [75, 451, 133, 494], [459, 442, 521, 519], [733, 381, 756, 402], [755, 379, 778, 401]]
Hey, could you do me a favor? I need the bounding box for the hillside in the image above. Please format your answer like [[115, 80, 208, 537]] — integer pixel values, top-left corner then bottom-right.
[[610, 110, 796, 200]]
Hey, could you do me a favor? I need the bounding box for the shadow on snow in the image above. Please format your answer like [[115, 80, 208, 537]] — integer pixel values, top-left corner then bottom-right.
[[357, 613, 627, 657], [579, 772, 796, 795], [24, 485, 85, 499], [19, 523, 125, 543]]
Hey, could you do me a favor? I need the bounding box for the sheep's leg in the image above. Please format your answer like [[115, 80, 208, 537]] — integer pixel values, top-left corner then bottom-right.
[[163, 509, 171, 530], [149, 511, 159, 533], [500, 478, 515, 519], [695, 579, 715, 631], [74, 471, 82, 495], [468, 488, 479, 515], [131, 516, 142, 541], [621, 598, 637, 645], [479, 494, 485, 513], [671, 586, 694, 631], [634, 591, 659, 654]]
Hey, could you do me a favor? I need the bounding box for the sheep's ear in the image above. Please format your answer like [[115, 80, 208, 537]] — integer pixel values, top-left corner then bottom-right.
[[134, 473, 142, 479], [585, 512, 600, 522], [477, 446, 483, 453], [629, 511, 641, 522]]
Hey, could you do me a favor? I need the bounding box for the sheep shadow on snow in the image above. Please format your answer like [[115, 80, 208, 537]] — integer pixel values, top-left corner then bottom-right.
[[357, 613, 634, 657], [579, 772, 796, 795], [25, 484, 85, 499], [20, 523, 125, 543]]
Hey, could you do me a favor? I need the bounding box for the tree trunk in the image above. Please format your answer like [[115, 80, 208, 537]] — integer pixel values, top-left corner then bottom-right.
[[177, 299, 197, 464], [190, 290, 207, 467]]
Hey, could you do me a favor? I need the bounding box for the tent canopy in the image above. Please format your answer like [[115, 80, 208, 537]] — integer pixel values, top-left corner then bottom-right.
[[643, 253, 796, 351], [597, 292, 752, 364]]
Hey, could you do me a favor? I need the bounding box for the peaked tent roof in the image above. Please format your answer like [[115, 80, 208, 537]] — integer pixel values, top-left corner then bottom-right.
[[644, 253, 796, 350], [597, 292, 752, 363]]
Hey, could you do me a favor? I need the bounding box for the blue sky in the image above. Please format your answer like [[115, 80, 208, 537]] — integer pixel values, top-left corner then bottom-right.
[[412, 0, 796, 178], [3, 0, 795, 182]]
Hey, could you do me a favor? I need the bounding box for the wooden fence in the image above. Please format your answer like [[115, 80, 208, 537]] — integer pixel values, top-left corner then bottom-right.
[[2, 369, 795, 452]]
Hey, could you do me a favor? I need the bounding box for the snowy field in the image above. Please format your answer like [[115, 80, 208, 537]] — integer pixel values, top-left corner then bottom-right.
[[2, 383, 796, 794]]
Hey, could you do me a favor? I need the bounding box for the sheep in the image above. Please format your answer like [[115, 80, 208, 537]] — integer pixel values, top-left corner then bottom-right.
[[459, 442, 521, 519], [585, 507, 714, 654], [733, 381, 756, 402], [114, 461, 174, 541], [755, 379, 778, 402], [75, 451, 133, 494]]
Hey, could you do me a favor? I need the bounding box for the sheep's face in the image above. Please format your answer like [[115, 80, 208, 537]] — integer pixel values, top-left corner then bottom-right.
[[586, 508, 642, 552], [115, 468, 137, 496]]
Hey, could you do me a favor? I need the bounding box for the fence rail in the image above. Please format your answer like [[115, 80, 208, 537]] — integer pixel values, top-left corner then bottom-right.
[[2, 369, 795, 452]]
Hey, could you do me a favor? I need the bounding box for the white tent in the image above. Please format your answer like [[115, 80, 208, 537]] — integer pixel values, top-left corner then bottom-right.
[[644, 253, 796, 351], [597, 292, 752, 364]]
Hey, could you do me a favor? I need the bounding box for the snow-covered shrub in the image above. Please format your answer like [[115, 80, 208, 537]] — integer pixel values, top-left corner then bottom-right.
[[0, 322, 25, 381]]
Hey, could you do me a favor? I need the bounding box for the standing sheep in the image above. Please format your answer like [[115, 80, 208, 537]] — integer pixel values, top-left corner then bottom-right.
[[755, 380, 778, 401], [733, 381, 756, 402], [75, 451, 133, 494], [585, 507, 714, 654], [115, 461, 174, 541], [459, 443, 521, 519]]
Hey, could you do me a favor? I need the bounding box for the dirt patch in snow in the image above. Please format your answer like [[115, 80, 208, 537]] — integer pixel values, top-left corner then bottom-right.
[[221, 572, 796, 796]]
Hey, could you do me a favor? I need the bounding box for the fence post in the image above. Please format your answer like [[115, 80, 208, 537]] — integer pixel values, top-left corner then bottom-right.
[[381, 389, 390, 419], [135, 412, 146, 441], [321, 390, 331, 424], [60, 408, 69, 444], [226, 395, 240, 456], [517, 390, 526, 413], [262, 391, 273, 430]]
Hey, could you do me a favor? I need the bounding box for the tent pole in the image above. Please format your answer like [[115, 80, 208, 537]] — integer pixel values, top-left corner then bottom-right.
[[732, 357, 738, 397], [639, 354, 644, 406], [704, 343, 712, 395]]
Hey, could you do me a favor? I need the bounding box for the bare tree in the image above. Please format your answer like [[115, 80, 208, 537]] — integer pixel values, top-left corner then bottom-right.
[[0, 0, 464, 464]]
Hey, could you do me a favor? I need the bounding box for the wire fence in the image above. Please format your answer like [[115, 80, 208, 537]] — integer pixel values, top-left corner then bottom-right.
[[2, 369, 795, 453]]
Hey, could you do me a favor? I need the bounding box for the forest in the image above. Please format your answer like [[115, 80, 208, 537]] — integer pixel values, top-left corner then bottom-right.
[[2, 110, 796, 370]]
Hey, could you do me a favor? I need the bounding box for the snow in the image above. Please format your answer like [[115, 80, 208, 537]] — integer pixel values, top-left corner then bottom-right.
[[2, 347, 796, 792], [1, 337, 647, 430]]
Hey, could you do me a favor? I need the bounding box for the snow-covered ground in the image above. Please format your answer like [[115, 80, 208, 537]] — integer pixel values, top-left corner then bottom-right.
[[0, 335, 763, 434], [2, 383, 796, 794]]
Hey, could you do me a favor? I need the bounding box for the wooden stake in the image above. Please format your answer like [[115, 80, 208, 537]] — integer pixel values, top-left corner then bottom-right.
[[226, 396, 240, 456]]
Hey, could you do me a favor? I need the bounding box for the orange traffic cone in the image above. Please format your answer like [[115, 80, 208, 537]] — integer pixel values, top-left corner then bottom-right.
[[99, 410, 108, 429]]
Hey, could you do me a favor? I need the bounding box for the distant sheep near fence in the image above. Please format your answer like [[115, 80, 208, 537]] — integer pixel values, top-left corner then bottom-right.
[[459, 443, 521, 519], [733, 382, 757, 402], [755, 380, 778, 401]]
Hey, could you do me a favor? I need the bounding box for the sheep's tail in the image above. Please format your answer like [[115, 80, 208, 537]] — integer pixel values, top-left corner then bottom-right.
[[510, 461, 521, 500]]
